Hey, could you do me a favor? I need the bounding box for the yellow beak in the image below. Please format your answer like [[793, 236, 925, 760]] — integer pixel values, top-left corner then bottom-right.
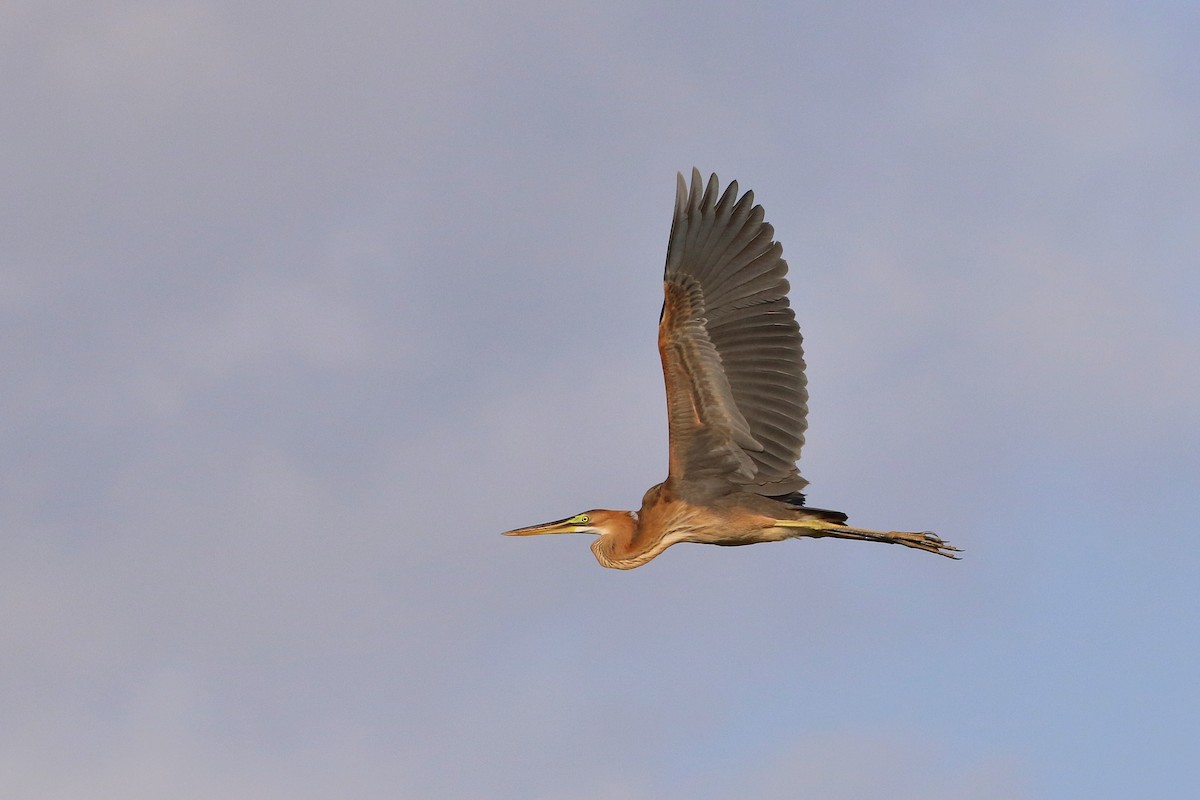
[[501, 517, 588, 536]]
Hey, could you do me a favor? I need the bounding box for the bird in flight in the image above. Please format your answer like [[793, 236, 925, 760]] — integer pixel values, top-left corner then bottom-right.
[[504, 169, 958, 569]]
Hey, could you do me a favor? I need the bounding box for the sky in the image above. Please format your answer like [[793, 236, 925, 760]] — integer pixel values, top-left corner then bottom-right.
[[3, 1, 1199, 797]]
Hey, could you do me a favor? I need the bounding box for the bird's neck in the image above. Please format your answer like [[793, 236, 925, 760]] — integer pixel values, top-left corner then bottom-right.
[[588, 511, 641, 569], [589, 511, 675, 570]]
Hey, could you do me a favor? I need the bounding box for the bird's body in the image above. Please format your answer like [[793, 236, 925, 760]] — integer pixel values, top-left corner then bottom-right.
[[582, 485, 851, 570], [504, 170, 957, 569]]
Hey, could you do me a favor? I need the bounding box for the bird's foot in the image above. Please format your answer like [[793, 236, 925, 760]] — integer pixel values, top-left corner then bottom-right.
[[887, 529, 961, 559]]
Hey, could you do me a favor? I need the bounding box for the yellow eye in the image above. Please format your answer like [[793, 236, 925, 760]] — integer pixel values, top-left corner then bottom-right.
[[570, 514, 590, 524]]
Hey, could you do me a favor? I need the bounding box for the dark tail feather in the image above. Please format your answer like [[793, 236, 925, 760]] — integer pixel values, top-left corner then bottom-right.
[[769, 491, 849, 524], [771, 491, 808, 507], [802, 506, 850, 524]]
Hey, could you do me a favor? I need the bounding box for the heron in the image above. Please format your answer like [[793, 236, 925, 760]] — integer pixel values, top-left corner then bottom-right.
[[503, 169, 958, 569]]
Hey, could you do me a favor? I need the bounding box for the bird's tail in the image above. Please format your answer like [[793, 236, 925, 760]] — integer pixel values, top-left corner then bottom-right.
[[771, 491, 849, 524], [798, 506, 849, 524]]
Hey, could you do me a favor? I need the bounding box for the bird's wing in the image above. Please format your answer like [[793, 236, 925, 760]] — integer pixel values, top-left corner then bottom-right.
[[658, 169, 808, 495]]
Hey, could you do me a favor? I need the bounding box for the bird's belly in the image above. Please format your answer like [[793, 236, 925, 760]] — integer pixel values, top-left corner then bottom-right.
[[637, 494, 785, 549], [687, 513, 791, 547]]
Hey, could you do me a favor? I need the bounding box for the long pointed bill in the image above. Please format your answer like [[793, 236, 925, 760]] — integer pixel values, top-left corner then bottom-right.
[[501, 515, 591, 536]]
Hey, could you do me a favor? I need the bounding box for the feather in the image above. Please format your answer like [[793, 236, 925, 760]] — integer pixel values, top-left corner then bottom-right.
[[659, 170, 809, 494]]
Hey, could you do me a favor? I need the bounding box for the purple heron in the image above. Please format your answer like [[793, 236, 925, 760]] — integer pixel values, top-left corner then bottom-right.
[[504, 169, 958, 569]]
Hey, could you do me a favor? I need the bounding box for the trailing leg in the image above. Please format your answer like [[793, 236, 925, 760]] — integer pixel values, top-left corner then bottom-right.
[[773, 519, 960, 559]]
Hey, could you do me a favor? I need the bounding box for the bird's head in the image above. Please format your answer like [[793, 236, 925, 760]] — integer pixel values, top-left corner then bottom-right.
[[501, 510, 627, 538], [503, 509, 663, 569]]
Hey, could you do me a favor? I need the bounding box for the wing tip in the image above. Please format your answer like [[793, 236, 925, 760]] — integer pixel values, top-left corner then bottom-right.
[[680, 169, 749, 216]]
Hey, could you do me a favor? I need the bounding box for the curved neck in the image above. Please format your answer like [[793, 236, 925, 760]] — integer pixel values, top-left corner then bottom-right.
[[590, 511, 672, 570]]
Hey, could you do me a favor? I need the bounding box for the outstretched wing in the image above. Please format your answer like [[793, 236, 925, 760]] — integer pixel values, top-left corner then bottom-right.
[[658, 169, 808, 495]]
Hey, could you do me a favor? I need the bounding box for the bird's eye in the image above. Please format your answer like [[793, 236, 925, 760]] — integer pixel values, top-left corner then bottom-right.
[[572, 514, 590, 524]]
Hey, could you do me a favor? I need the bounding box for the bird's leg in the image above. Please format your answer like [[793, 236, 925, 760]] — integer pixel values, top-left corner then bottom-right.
[[772, 519, 960, 559]]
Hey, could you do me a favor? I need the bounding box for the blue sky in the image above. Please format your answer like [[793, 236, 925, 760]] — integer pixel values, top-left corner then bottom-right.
[[4, 2, 1199, 797]]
